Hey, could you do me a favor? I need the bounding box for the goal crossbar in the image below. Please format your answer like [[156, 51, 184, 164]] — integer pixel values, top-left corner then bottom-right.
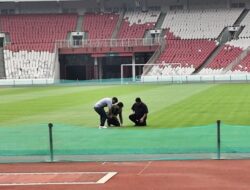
[[121, 63, 182, 84]]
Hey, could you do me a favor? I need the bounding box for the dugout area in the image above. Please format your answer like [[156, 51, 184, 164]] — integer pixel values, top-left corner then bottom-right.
[[58, 52, 153, 80]]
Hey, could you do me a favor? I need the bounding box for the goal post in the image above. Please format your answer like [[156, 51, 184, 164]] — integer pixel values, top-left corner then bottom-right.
[[121, 63, 182, 84]]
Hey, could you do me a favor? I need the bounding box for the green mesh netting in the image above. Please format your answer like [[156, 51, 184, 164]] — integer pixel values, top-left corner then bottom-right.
[[0, 123, 250, 163]]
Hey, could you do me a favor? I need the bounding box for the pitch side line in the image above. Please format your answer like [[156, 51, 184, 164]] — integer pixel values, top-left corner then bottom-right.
[[0, 171, 117, 186], [97, 172, 117, 184], [0, 172, 110, 175]]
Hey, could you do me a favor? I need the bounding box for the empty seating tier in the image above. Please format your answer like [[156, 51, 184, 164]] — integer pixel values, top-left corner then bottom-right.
[[83, 12, 119, 39], [199, 44, 243, 75], [117, 10, 160, 39], [239, 12, 250, 38], [161, 9, 243, 39], [155, 30, 217, 75], [0, 14, 77, 52]]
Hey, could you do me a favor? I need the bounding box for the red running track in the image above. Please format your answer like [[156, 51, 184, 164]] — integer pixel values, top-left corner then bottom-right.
[[0, 160, 250, 190]]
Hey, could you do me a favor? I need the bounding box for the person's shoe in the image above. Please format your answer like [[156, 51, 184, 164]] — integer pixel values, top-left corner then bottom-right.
[[99, 126, 107, 129]]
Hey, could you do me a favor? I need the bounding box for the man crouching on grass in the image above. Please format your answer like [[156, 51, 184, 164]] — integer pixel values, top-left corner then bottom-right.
[[129, 97, 148, 126], [107, 102, 124, 127]]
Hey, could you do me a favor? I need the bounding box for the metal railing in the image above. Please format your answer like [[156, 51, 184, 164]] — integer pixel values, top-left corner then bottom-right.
[[56, 37, 162, 49]]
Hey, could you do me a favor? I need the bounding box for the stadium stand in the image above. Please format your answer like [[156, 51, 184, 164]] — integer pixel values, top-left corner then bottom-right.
[[146, 8, 247, 76], [199, 44, 243, 75], [154, 30, 217, 75], [161, 9, 243, 39], [0, 14, 77, 79], [231, 52, 250, 73], [238, 11, 250, 38], [227, 39, 250, 74], [227, 38, 250, 49], [224, 13, 250, 74], [215, 38, 250, 74], [117, 9, 160, 38], [1, 14, 77, 51], [83, 12, 119, 39], [1, 5, 250, 81], [4, 50, 55, 79]]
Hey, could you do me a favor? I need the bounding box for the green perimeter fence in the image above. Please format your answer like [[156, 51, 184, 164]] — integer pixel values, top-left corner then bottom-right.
[[0, 121, 250, 163]]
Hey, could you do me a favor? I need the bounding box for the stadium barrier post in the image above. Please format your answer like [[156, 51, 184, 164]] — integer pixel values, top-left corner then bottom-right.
[[217, 120, 221, 160], [48, 123, 54, 162]]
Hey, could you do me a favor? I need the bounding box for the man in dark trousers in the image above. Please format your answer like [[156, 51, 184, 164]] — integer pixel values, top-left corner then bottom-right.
[[94, 97, 118, 129], [107, 102, 124, 127], [129, 97, 148, 126]]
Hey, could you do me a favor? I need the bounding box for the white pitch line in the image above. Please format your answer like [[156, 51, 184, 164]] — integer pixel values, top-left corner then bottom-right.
[[97, 172, 117, 184], [0, 171, 118, 186], [0, 182, 98, 186], [137, 161, 152, 175], [0, 172, 108, 175]]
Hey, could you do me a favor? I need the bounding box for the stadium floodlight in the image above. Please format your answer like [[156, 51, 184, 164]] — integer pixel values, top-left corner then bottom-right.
[[121, 63, 182, 84]]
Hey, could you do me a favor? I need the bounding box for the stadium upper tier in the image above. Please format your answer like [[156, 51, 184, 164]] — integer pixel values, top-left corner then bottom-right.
[[82, 10, 160, 39], [0, 14, 77, 52], [117, 10, 160, 38], [83, 12, 119, 39], [239, 11, 250, 38], [161, 9, 243, 39]]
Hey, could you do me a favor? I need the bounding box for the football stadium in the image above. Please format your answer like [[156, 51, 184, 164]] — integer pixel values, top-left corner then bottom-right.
[[1, 0, 250, 189]]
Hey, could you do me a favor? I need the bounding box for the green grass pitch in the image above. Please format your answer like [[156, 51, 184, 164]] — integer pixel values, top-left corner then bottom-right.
[[1, 83, 250, 129]]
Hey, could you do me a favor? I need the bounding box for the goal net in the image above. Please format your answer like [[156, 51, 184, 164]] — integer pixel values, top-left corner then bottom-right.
[[121, 63, 182, 83]]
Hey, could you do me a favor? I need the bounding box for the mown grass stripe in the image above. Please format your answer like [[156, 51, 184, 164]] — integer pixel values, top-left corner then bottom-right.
[[1, 83, 250, 128]]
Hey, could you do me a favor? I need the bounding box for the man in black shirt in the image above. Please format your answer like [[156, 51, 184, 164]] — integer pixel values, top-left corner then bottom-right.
[[129, 97, 148, 126], [107, 102, 124, 127]]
